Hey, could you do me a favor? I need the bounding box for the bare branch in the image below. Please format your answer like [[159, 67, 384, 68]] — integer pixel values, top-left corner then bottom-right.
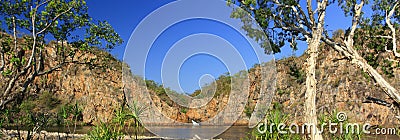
[[344, 0, 364, 54], [36, 43, 43, 73], [0, 51, 4, 72], [37, 60, 95, 76], [369, 35, 392, 39], [3, 74, 20, 98], [295, 4, 313, 30], [321, 0, 400, 106], [385, 1, 400, 57], [321, 35, 353, 59], [36, 0, 51, 9], [12, 16, 17, 51], [25, 6, 37, 71], [1, 71, 36, 109], [37, 62, 65, 76], [36, 7, 73, 35], [3, 5, 40, 100], [307, 0, 315, 25]]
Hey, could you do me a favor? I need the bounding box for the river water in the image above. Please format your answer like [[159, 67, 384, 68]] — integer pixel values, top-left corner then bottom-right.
[[43, 125, 252, 139], [40, 125, 399, 139]]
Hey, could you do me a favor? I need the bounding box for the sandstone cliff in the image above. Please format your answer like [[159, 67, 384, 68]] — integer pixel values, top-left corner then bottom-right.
[[2, 40, 399, 127]]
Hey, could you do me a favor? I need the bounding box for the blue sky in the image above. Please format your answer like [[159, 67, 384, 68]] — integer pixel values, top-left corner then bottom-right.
[[86, 0, 360, 93]]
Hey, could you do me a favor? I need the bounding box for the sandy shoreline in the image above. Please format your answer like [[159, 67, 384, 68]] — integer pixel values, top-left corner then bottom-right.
[[1, 129, 168, 140]]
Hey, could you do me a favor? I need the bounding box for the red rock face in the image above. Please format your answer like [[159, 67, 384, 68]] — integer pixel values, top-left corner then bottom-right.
[[26, 46, 125, 125], [7, 41, 398, 127]]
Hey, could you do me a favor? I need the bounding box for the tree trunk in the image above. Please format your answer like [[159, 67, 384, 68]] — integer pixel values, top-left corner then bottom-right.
[[304, 0, 327, 139], [305, 35, 324, 140]]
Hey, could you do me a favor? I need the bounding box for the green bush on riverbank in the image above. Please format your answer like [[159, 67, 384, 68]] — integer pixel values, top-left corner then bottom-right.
[[0, 97, 145, 140]]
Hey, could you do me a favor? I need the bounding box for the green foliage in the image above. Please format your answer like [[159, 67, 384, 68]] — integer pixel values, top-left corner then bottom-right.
[[381, 59, 394, 78], [191, 89, 201, 97], [87, 122, 123, 140], [2, 69, 12, 76], [364, 54, 379, 69], [87, 103, 146, 140], [145, 80, 166, 95], [319, 111, 363, 140], [145, 79, 177, 106], [86, 21, 123, 50], [58, 103, 82, 122], [251, 102, 301, 140], [230, 0, 308, 54], [0, 91, 87, 139], [180, 108, 187, 114], [19, 100, 36, 112], [214, 73, 232, 97], [397, 61, 400, 68], [6, 98, 57, 139], [37, 91, 61, 111], [361, 70, 371, 82], [288, 64, 305, 84], [277, 88, 290, 95], [0, 0, 123, 108], [244, 105, 254, 117]]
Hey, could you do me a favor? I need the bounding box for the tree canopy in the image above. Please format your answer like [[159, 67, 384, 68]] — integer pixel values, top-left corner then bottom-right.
[[0, 0, 123, 109]]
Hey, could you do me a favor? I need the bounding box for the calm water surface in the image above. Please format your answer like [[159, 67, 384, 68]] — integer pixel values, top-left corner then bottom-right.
[[44, 125, 251, 139], [42, 125, 399, 140]]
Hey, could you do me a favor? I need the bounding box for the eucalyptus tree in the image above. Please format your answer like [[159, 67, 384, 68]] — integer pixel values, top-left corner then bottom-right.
[[322, 0, 400, 104], [370, 0, 400, 57], [0, 0, 122, 109], [230, 0, 400, 139]]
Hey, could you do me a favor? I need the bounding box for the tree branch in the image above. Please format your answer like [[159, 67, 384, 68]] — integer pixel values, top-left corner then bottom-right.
[[344, 0, 364, 55], [25, 6, 37, 71], [0, 51, 4, 72], [385, 1, 400, 57], [36, 0, 51, 9], [36, 7, 73, 35], [12, 16, 17, 51], [369, 35, 392, 39], [37, 60, 93, 76], [295, 4, 313, 30], [37, 62, 66, 76], [307, 0, 315, 25], [321, 0, 400, 106], [2, 73, 20, 99]]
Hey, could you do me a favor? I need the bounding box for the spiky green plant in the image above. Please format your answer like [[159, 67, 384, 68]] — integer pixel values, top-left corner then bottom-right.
[[251, 103, 301, 140]]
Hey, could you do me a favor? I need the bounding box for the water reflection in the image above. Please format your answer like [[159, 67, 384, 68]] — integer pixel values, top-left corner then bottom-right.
[[147, 125, 250, 139], [41, 125, 251, 139], [26, 125, 400, 139]]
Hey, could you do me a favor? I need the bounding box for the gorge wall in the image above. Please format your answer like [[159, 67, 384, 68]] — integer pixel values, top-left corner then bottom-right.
[[6, 41, 399, 127]]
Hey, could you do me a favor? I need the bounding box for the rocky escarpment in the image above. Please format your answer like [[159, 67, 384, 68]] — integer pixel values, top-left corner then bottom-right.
[[3, 39, 399, 127], [40, 47, 125, 124], [130, 43, 400, 126], [0, 40, 125, 125], [274, 45, 400, 126]]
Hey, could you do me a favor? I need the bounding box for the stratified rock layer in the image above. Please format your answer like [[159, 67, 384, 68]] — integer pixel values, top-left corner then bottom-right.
[[19, 43, 400, 126]]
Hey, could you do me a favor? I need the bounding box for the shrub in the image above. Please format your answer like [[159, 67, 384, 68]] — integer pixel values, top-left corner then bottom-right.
[[250, 102, 301, 139], [87, 122, 123, 140], [288, 64, 305, 84]]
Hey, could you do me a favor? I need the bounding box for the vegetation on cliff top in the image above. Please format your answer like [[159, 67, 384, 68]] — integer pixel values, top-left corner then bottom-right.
[[1, 0, 400, 140], [0, 0, 123, 110]]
